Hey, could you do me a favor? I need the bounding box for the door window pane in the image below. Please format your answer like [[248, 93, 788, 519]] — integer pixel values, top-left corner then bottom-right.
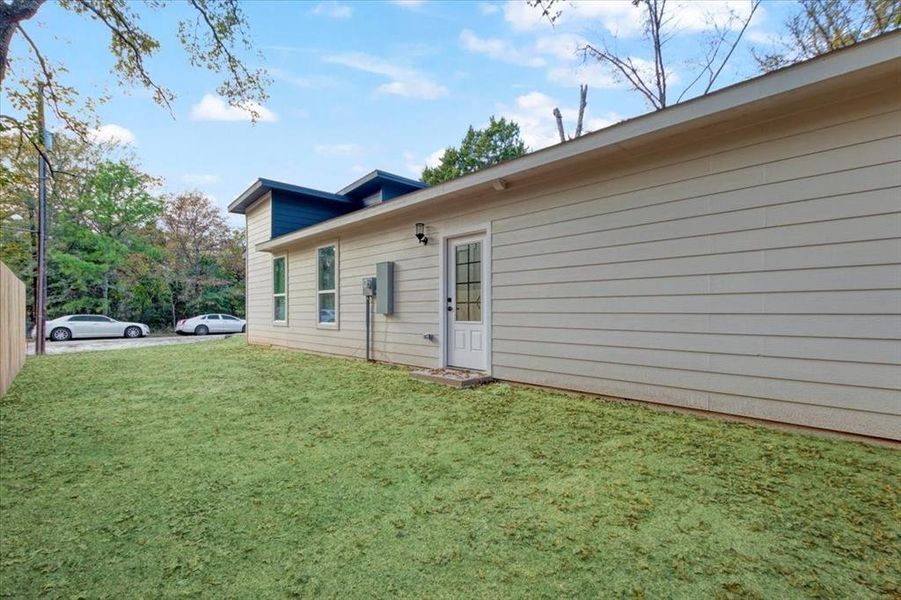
[[222, 315, 238, 321], [454, 241, 482, 323], [207, 315, 220, 320], [469, 300, 481, 322], [455, 302, 469, 322], [468, 262, 481, 283]]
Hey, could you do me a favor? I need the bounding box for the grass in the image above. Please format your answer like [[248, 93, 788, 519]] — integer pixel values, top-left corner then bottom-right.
[[1, 338, 898, 598]]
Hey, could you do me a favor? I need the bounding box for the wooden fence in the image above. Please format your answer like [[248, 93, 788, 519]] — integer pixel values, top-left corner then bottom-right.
[[0, 262, 26, 397]]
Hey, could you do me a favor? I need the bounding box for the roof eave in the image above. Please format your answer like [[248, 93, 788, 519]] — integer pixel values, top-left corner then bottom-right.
[[229, 178, 354, 214], [338, 169, 426, 196]]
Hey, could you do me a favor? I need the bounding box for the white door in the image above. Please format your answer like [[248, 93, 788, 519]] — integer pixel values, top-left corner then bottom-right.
[[446, 235, 487, 371]]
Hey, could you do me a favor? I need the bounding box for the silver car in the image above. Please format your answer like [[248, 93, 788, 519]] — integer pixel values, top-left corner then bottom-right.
[[39, 315, 150, 341], [176, 314, 246, 335]]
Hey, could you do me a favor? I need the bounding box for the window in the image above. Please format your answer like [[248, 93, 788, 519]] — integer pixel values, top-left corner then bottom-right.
[[273, 256, 287, 322], [71, 315, 108, 322], [221, 315, 239, 321], [455, 242, 482, 322], [317, 244, 337, 325], [206, 315, 220, 321]]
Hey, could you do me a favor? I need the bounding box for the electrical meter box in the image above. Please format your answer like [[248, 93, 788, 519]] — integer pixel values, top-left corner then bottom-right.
[[375, 261, 394, 315], [361, 277, 376, 297]]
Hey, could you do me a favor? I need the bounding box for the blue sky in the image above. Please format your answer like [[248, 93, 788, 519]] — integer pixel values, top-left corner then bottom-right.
[[6, 0, 793, 224]]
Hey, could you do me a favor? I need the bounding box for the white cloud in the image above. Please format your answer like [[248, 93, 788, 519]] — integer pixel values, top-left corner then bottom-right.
[[478, 3, 499, 15], [323, 52, 448, 100], [460, 29, 545, 67], [503, 0, 759, 37], [88, 124, 136, 145], [746, 28, 779, 46], [425, 147, 445, 169], [190, 94, 278, 122], [498, 91, 623, 150], [314, 143, 364, 156], [502, 0, 550, 32], [403, 148, 444, 177], [268, 67, 343, 91], [546, 63, 618, 88], [182, 173, 221, 185], [311, 1, 353, 19], [534, 33, 586, 61]]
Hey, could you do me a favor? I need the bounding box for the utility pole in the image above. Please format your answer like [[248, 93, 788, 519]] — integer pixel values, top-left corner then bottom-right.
[[34, 83, 49, 355]]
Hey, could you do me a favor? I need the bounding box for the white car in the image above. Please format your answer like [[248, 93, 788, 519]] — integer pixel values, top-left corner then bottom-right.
[[176, 314, 246, 335], [38, 315, 150, 342]]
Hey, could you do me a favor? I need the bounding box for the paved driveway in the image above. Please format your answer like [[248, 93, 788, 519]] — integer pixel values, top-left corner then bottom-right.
[[27, 334, 238, 355]]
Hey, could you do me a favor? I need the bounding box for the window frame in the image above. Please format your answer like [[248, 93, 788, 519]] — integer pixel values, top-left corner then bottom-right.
[[272, 254, 288, 325], [315, 242, 339, 329]]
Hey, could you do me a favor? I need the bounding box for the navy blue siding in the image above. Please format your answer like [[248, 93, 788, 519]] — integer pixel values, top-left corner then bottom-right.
[[381, 181, 416, 202], [270, 191, 355, 238]]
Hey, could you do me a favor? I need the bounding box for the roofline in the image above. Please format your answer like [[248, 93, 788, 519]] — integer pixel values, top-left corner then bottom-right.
[[228, 178, 352, 214], [258, 31, 901, 251], [337, 169, 427, 196]]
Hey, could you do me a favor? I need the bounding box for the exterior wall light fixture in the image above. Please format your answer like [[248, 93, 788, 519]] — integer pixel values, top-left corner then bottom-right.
[[415, 223, 428, 245]]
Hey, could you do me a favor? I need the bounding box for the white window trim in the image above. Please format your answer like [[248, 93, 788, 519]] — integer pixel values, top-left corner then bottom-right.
[[273, 254, 288, 326], [316, 242, 339, 329]]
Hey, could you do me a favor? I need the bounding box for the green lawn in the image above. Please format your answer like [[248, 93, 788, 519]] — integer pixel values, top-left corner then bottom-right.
[[1, 338, 898, 598]]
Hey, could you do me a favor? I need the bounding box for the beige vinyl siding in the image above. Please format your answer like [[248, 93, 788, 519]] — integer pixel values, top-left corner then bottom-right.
[[244, 82, 901, 439], [245, 195, 274, 344], [488, 88, 901, 440]]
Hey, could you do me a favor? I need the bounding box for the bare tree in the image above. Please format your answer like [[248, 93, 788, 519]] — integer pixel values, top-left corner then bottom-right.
[[553, 84, 588, 143], [754, 0, 900, 71], [531, 0, 760, 111]]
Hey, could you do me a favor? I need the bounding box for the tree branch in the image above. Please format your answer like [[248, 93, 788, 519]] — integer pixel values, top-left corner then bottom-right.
[[582, 42, 661, 109], [0, 0, 45, 84], [575, 84, 587, 138], [0, 115, 54, 174], [703, 0, 760, 95], [73, 0, 174, 112]]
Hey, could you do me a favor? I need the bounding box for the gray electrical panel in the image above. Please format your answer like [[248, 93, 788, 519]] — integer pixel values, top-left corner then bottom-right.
[[375, 261, 394, 315]]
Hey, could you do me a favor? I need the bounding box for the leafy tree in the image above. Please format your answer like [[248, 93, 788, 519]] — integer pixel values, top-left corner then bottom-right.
[[48, 160, 164, 316], [1, 132, 243, 330], [161, 192, 244, 323], [0, 132, 107, 322], [1, 0, 269, 160], [422, 117, 528, 185], [754, 0, 900, 71]]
